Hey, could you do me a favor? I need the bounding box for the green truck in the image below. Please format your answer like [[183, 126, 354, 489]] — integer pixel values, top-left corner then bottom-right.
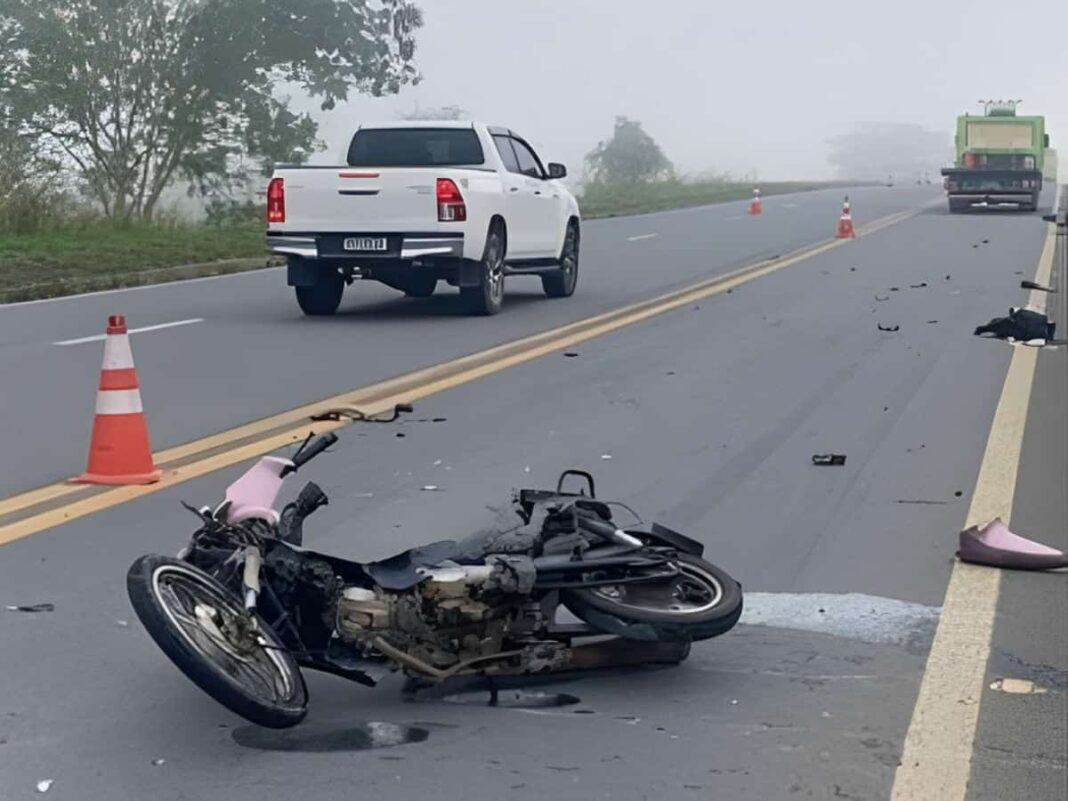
[[941, 101, 1048, 212]]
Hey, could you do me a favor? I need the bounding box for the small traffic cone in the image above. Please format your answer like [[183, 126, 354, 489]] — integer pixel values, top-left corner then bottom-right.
[[836, 197, 856, 239], [75, 315, 162, 485], [749, 188, 763, 215]]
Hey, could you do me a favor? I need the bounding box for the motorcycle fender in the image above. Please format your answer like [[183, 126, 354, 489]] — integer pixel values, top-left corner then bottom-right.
[[644, 523, 704, 557]]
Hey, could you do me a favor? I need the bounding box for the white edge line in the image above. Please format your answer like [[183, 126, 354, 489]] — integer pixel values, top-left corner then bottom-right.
[[626, 233, 658, 242], [5, 266, 283, 310], [53, 318, 205, 346]]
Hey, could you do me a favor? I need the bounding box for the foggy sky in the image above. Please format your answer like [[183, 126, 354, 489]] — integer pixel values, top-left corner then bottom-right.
[[301, 0, 1067, 181]]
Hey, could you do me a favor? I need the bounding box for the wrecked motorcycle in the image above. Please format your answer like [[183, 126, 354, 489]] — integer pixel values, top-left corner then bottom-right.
[[127, 405, 743, 728]]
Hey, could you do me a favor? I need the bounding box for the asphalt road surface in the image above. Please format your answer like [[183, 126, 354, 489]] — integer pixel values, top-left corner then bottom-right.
[[0, 185, 1064, 801]]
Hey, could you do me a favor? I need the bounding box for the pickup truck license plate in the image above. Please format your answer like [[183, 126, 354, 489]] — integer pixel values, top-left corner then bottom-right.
[[343, 237, 388, 252]]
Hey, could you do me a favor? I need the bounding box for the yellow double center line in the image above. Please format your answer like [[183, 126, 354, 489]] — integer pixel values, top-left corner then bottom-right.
[[0, 207, 919, 545]]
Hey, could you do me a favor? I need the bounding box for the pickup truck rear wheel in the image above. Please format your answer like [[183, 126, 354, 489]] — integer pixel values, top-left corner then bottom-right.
[[462, 223, 505, 315], [295, 272, 344, 316], [542, 221, 579, 298]]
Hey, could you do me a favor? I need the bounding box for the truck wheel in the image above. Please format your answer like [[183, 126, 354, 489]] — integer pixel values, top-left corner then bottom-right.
[[295, 273, 344, 316], [542, 220, 579, 299], [461, 222, 505, 316]]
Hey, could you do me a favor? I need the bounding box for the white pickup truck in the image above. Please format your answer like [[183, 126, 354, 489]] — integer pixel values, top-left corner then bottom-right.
[[267, 121, 581, 316]]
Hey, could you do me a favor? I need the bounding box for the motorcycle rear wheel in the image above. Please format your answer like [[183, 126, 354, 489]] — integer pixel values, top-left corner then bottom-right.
[[562, 554, 743, 642], [127, 554, 307, 728]]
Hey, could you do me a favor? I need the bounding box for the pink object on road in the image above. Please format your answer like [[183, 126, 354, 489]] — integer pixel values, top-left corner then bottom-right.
[[958, 518, 1068, 571]]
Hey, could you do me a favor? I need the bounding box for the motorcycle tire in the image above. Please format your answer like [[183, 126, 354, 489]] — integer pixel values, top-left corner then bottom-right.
[[562, 553, 743, 643], [127, 554, 308, 729]]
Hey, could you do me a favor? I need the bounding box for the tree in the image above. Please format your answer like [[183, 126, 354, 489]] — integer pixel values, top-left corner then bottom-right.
[[400, 104, 468, 121], [0, 0, 423, 220], [827, 123, 951, 181], [584, 117, 672, 184]]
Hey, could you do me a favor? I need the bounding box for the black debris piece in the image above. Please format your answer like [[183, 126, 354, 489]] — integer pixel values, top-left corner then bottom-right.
[[1014, 271, 1023, 275], [878, 324, 900, 332], [982, 239, 989, 244], [889, 287, 900, 291], [906, 443, 926, 453], [896, 499, 949, 505], [972, 244, 979, 249], [910, 282, 928, 288], [812, 454, 847, 466], [974, 308, 1056, 341], [4, 603, 54, 613], [850, 267, 856, 272], [927, 320, 938, 324], [883, 406, 889, 412], [954, 491, 963, 497], [395, 433, 406, 438], [563, 352, 579, 358], [666, 371, 676, 376], [945, 275, 951, 280], [1021, 280, 1055, 293], [726, 288, 733, 294]]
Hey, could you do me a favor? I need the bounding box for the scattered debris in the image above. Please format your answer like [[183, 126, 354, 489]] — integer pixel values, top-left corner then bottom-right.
[[1021, 280, 1055, 292], [726, 288, 733, 294], [990, 678, 1047, 695], [5, 603, 54, 613], [116, 619, 129, 627], [850, 267, 856, 272], [945, 275, 951, 280], [666, 371, 676, 376], [875, 295, 890, 301], [883, 406, 889, 412], [420, 485, 442, 492], [524, 466, 531, 473], [877, 324, 900, 332], [353, 493, 374, 499], [896, 499, 949, 505], [927, 320, 938, 324], [910, 282, 928, 288], [152, 758, 166, 767], [812, 454, 847, 466], [982, 239, 989, 244], [36, 780, 53, 794], [975, 307, 1056, 342], [433, 460, 442, 466], [730, 699, 739, 706], [972, 244, 979, 249], [563, 352, 579, 358], [906, 443, 926, 453], [1014, 271, 1023, 275], [600, 454, 613, 461], [958, 518, 1068, 570]]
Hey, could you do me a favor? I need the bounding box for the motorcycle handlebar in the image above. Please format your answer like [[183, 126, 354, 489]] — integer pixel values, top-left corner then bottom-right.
[[290, 432, 338, 471]]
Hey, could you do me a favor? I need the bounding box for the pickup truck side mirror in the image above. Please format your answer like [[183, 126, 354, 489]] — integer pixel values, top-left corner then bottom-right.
[[547, 163, 567, 179]]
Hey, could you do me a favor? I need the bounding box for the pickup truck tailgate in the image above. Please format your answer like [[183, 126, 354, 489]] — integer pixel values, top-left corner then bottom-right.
[[276, 168, 443, 232]]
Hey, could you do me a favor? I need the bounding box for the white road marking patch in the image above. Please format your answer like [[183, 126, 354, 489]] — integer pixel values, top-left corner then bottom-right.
[[53, 318, 204, 346], [739, 592, 940, 647], [626, 233, 658, 242]]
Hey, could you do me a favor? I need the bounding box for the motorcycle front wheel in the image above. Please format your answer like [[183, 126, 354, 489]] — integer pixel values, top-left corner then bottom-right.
[[127, 554, 307, 728], [562, 553, 743, 642]]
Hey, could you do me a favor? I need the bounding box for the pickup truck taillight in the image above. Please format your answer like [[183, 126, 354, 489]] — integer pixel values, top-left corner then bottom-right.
[[267, 177, 285, 224], [436, 178, 466, 222]]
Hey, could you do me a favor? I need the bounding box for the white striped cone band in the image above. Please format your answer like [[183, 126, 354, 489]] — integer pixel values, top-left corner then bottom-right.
[[95, 389, 145, 415], [102, 332, 136, 370]]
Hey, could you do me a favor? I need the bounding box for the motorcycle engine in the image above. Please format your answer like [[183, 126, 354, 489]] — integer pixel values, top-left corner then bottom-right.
[[336, 565, 514, 669]]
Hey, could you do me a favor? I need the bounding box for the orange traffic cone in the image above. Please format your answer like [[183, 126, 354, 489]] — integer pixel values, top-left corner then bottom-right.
[[749, 188, 763, 215], [75, 315, 162, 485], [836, 197, 856, 239]]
